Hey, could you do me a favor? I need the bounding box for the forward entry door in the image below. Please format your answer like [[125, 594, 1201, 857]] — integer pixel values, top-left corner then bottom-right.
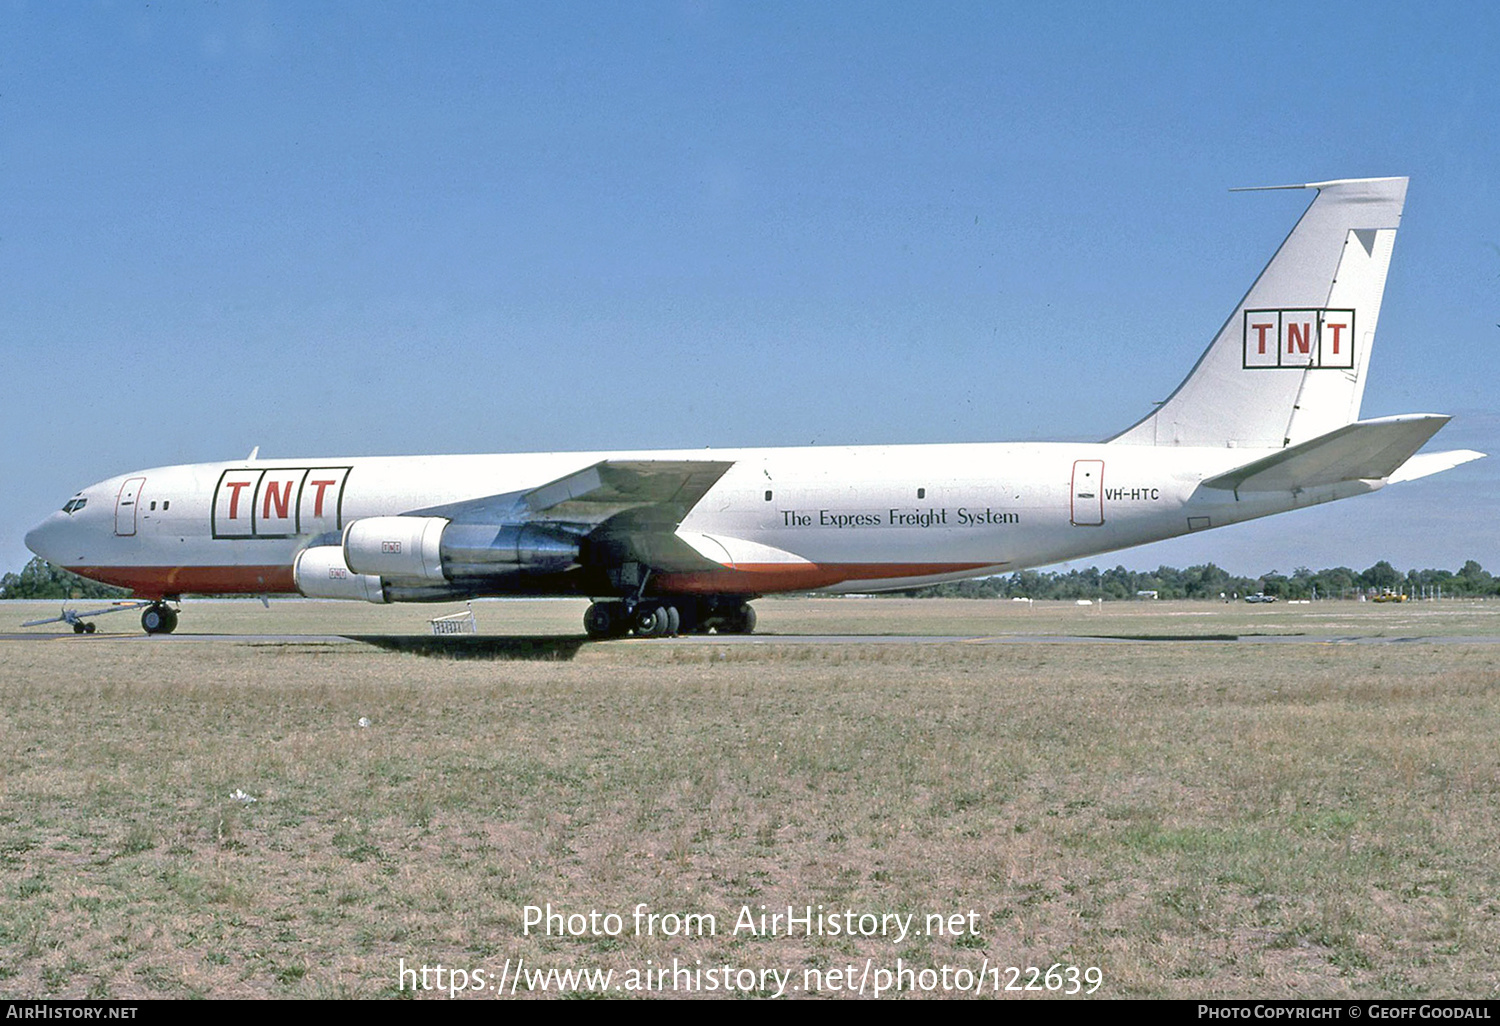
[[115, 477, 146, 536]]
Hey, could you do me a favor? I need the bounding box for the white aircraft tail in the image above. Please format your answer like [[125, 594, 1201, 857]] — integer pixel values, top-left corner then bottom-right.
[[1111, 177, 1407, 449]]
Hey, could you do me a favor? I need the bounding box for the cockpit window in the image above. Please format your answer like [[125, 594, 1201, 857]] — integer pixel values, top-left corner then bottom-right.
[[62, 497, 88, 514]]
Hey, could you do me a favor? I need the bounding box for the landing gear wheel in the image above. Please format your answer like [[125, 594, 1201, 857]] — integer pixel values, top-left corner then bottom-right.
[[633, 604, 671, 637], [664, 605, 681, 636], [583, 601, 627, 639], [73, 621, 86, 634], [719, 602, 756, 635], [141, 604, 178, 635], [84, 622, 96, 634]]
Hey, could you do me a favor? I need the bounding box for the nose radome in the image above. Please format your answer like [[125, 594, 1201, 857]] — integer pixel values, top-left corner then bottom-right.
[[25, 516, 62, 563]]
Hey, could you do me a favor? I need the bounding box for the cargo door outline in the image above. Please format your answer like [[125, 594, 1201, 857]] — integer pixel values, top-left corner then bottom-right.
[[1071, 460, 1104, 526], [115, 477, 146, 536]]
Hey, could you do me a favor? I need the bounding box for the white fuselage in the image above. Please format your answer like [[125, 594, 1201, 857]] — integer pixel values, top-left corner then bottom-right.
[[24, 441, 1378, 600]]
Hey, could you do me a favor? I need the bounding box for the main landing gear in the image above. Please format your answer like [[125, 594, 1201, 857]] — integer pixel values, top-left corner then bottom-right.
[[582, 597, 757, 640], [140, 602, 179, 635]]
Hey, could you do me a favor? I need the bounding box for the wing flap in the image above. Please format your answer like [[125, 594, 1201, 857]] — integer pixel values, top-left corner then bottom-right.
[[1201, 414, 1452, 493]]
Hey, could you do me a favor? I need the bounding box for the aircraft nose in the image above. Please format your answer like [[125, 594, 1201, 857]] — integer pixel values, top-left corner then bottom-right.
[[25, 515, 63, 563]]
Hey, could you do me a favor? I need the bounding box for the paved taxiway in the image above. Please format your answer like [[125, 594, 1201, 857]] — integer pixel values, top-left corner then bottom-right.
[[5, 632, 1500, 645]]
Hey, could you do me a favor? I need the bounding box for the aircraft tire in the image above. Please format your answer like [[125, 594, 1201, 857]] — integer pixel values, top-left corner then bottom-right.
[[73, 621, 86, 634], [583, 601, 621, 639], [634, 604, 670, 637], [720, 602, 756, 635], [141, 605, 178, 635], [84, 622, 96, 634], [664, 605, 681, 636]]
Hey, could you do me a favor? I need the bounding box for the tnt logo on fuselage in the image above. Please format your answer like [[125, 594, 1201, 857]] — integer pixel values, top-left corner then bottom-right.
[[1242, 309, 1355, 370], [212, 466, 353, 540]]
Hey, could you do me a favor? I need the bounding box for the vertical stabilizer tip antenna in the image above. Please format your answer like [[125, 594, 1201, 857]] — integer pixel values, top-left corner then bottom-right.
[[1228, 183, 1315, 192], [1230, 176, 1407, 193]]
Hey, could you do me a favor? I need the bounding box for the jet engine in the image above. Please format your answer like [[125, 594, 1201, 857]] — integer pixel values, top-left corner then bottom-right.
[[294, 516, 584, 603], [292, 545, 387, 603], [341, 516, 582, 582]]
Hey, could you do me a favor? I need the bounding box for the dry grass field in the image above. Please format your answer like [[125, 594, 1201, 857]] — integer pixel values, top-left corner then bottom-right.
[[2, 597, 1499, 999]]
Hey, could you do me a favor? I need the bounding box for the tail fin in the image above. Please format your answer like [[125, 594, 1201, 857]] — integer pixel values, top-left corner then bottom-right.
[[1111, 177, 1407, 449]]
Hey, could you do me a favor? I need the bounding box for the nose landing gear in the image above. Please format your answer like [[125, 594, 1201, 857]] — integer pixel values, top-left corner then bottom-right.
[[141, 603, 179, 635]]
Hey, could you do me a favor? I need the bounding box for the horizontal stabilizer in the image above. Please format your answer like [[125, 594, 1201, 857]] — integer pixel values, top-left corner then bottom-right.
[[1201, 414, 1452, 493], [1386, 448, 1486, 484]]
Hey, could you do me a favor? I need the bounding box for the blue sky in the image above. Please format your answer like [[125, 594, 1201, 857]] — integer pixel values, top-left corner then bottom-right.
[[2, 1, 1496, 579]]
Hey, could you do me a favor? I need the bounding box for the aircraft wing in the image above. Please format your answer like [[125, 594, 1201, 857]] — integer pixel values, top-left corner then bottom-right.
[[1200, 414, 1457, 494], [411, 459, 736, 528]]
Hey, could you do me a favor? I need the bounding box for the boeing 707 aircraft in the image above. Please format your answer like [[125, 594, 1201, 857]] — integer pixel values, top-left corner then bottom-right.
[[23, 177, 1483, 636]]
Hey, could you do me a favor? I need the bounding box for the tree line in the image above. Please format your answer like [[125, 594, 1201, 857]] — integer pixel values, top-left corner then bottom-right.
[[0, 558, 130, 600], [1, 555, 1495, 602], [898, 560, 1498, 601]]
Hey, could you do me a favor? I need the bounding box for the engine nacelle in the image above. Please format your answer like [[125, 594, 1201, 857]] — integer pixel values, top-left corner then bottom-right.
[[343, 516, 448, 581], [341, 515, 582, 582], [293, 545, 388, 603], [440, 522, 580, 577]]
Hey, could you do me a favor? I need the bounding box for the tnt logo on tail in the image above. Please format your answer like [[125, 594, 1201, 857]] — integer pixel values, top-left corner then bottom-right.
[[1242, 309, 1355, 370]]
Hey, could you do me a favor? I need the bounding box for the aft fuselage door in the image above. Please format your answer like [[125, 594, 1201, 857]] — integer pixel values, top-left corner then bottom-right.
[[1071, 460, 1104, 526], [115, 477, 146, 536]]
